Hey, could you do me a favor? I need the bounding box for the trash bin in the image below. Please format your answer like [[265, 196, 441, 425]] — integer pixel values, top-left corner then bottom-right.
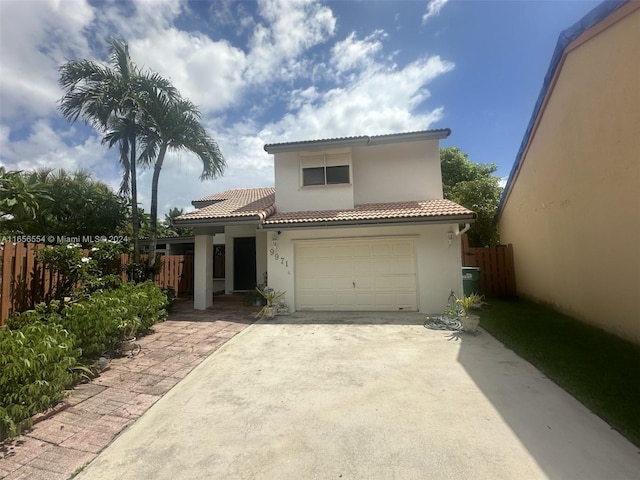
[[462, 267, 480, 296]]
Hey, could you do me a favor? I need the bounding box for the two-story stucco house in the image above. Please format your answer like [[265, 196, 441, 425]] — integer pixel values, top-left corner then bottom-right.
[[176, 129, 475, 313]]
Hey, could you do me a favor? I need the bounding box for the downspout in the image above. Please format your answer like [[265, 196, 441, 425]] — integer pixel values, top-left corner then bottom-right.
[[456, 223, 471, 236]]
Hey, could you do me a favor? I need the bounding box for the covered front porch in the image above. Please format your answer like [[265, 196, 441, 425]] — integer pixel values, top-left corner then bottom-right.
[[193, 225, 269, 309]]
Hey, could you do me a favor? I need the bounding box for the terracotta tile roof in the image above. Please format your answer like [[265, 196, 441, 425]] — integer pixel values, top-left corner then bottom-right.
[[177, 187, 275, 222], [264, 199, 475, 225]]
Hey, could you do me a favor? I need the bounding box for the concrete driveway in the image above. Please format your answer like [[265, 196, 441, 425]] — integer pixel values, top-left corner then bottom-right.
[[75, 312, 640, 480]]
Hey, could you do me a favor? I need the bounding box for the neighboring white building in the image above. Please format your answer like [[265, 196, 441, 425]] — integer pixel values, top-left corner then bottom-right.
[[176, 129, 475, 313]]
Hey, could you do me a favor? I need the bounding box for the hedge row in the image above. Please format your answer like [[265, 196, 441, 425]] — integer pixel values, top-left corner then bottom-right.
[[0, 281, 169, 440]]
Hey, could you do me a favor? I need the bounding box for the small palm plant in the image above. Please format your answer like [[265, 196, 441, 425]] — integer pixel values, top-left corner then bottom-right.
[[255, 287, 286, 319], [456, 293, 484, 333], [456, 293, 484, 317]]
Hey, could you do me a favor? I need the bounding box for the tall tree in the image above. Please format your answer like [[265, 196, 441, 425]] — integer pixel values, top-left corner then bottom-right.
[[138, 94, 225, 268], [163, 207, 193, 237], [0, 168, 128, 240], [58, 38, 177, 261], [440, 147, 503, 247], [0, 167, 51, 234]]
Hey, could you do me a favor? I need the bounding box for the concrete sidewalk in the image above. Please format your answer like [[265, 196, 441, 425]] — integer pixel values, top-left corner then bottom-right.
[[72, 312, 640, 480], [0, 301, 256, 480]]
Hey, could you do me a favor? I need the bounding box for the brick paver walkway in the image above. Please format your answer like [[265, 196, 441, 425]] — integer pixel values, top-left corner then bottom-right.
[[0, 301, 256, 480]]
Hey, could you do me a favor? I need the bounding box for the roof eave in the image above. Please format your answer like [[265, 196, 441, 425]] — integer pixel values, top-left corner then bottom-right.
[[264, 129, 451, 154], [174, 216, 263, 227], [261, 213, 475, 230]]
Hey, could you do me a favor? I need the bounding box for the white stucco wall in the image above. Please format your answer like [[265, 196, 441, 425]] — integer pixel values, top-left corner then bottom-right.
[[273, 139, 443, 213], [264, 223, 463, 314], [274, 151, 355, 213], [352, 140, 443, 204]]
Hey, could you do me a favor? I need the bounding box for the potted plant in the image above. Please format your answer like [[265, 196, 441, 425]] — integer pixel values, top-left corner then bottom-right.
[[118, 316, 142, 353], [255, 287, 286, 319], [456, 293, 483, 332]]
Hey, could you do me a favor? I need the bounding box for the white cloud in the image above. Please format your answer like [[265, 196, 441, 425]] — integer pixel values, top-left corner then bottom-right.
[[422, 0, 448, 24], [266, 55, 454, 142], [92, 0, 183, 44], [0, 120, 112, 177], [246, 0, 336, 82], [0, 0, 94, 122], [330, 30, 386, 74], [129, 30, 247, 114]]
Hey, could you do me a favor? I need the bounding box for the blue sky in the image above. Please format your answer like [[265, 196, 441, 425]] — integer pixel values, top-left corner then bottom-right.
[[0, 0, 600, 216]]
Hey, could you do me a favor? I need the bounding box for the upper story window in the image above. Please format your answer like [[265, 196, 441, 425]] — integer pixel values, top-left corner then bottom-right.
[[300, 152, 351, 187]]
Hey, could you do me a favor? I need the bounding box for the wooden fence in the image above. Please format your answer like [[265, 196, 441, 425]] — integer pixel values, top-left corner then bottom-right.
[[461, 235, 516, 298], [0, 242, 194, 326]]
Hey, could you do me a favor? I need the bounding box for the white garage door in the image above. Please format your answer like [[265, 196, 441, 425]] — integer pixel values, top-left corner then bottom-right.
[[295, 237, 417, 311]]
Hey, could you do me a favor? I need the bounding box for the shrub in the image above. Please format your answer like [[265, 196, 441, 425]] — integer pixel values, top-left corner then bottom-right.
[[89, 240, 124, 276], [36, 243, 92, 300], [0, 323, 80, 439], [58, 294, 125, 359], [6, 301, 63, 330], [161, 287, 177, 313], [0, 282, 169, 440], [105, 282, 168, 334]]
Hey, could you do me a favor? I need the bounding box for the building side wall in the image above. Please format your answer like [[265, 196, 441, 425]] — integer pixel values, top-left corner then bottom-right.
[[498, 9, 640, 343]]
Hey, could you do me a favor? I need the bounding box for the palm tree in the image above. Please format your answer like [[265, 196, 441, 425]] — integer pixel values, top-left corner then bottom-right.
[[58, 38, 177, 261], [164, 207, 192, 237], [138, 94, 225, 269], [0, 167, 51, 234]]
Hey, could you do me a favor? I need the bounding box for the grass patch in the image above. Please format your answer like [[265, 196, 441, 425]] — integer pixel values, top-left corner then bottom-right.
[[480, 298, 640, 448]]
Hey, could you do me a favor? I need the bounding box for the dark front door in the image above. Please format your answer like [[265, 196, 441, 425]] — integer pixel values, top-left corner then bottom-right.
[[233, 237, 256, 290]]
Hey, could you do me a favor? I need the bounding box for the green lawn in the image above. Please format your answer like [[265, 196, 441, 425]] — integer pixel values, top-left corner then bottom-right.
[[479, 298, 640, 448]]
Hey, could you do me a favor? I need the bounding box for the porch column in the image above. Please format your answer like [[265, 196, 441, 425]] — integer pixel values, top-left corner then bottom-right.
[[194, 233, 214, 309]]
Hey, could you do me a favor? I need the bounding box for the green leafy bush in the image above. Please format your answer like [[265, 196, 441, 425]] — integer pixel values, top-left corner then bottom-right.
[[0, 283, 169, 439], [0, 323, 80, 439], [36, 243, 92, 300], [161, 287, 177, 313], [89, 240, 125, 276], [58, 294, 124, 359], [6, 301, 63, 330], [106, 282, 168, 334], [53, 282, 167, 359]]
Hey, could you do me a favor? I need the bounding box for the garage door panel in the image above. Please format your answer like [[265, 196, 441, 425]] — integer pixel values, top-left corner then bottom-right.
[[373, 258, 394, 274], [352, 259, 373, 275], [372, 244, 391, 256], [295, 238, 417, 311], [394, 275, 418, 290], [336, 293, 355, 305], [392, 242, 414, 256], [298, 293, 335, 307], [353, 276, 373, 289], [352, 245, 372, 257], [333, 245, 354, 257], [373, 293, 395, 307], [393, 258, 416, 274]]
